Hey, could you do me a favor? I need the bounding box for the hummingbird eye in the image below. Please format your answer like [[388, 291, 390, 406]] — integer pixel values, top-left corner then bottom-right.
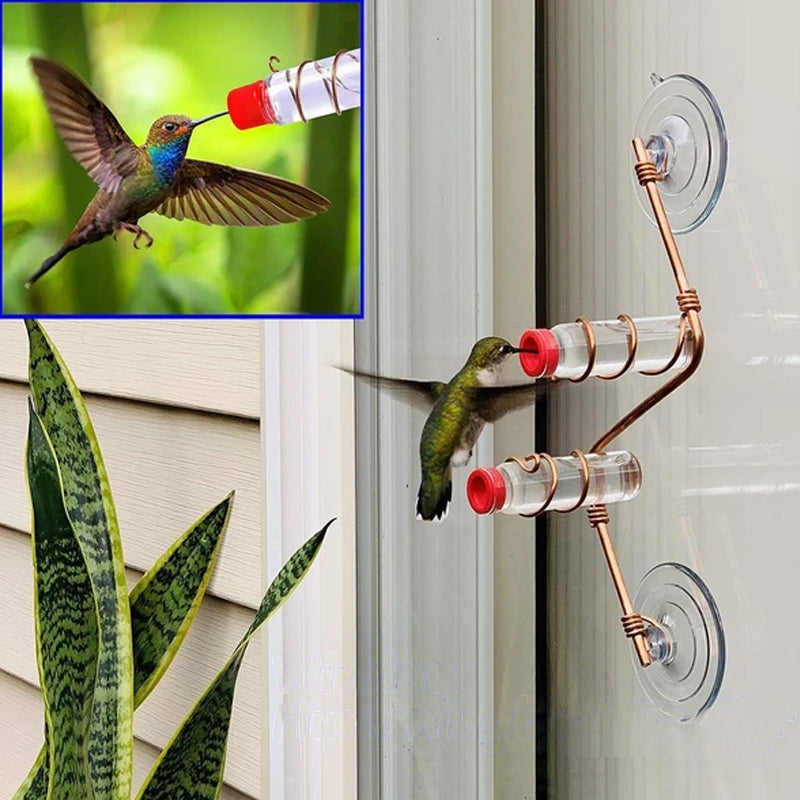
[[163, 121, 177, 132]]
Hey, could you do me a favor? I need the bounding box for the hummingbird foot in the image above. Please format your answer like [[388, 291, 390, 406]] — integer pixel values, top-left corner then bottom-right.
[[114, 222, 154, 249], [134, 228, 153, 249]]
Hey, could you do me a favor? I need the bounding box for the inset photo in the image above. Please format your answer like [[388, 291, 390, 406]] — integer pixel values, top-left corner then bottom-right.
[[2, 2, 361, 316]]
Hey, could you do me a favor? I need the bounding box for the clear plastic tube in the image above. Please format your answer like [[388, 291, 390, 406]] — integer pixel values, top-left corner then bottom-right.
[[467, 450, 642, 515], [227, 48, 361, 129], [518, 315, 691, 380]]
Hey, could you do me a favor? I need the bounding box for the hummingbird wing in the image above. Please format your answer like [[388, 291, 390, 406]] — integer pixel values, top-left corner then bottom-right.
[[30, 57, 141, 194], [338, 367, 447, 412], [154, 160, 330, 226], [475, 379, 559, 422]]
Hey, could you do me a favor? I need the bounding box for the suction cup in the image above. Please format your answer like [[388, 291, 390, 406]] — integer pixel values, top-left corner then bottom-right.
[[632, 562, 725, 722], [633, 74, 728, 234]]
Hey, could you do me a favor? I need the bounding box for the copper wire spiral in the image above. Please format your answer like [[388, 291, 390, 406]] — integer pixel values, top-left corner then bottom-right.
[[677, 288, 701, 313], [634, 159, 663, 185], [585, 504, 610, 527], [503, 450, 591, 517], [268, 49, 357, 123], [620, 613, 648, 639], [622, 613, 668, 648], [563, 313, 691, 383]]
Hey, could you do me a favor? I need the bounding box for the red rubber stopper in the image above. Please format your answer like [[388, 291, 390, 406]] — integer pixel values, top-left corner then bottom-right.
[[466, 467, 507, 514], [518, 328, 560, 378], [227, 80, 278, 130]]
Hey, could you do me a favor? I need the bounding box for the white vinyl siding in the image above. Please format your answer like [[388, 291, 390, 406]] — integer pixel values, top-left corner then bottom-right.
[[0, 320, 261, 417], [0, 320, 265, 798]]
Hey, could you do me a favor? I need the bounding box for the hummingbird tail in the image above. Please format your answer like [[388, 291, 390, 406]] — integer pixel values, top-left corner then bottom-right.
[[25, 244, 77, 288], [416, 476, 453, 522]]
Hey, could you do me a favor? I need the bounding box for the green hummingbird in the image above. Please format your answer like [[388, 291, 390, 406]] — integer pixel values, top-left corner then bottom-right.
[[344, 337, 552, 521], [26, 56, 330, 287]]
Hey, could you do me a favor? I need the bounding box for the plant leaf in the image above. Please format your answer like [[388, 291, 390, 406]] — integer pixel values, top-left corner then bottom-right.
[[137, 520, 334, 800], [130, 492, 234, 704], [25, 319, 133, 800], [12, 750, 48, 800], [16, 493, 235, 799], [25, 402, 99, 800]]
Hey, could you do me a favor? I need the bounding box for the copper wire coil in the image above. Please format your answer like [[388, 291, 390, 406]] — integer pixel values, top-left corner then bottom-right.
[[598, 314, 638, 380], [622, 613, 667, 645], [269, 49, 356, 123], [571, 317, 598, 382], [504, 452, 542, 475], [569, 450, 591, 510], [586, 504, 610, 527], [634, 160, 663, 185], [566, 313, 689, 382], [621, 613, 648, 639], [503, 449, 592, 517], [677, 288, 702, 313], [639, 314, 689, 375]]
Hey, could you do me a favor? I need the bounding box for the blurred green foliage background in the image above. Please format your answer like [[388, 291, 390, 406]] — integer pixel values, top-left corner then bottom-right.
[[2, 2, 361, 315]]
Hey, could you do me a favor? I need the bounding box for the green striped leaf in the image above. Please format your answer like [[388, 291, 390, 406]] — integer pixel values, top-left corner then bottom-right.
[[137, 520, 334, 800], [25, 319, 133, 800], [26, 403, 99, 800], [16, 493, 235, 800], [13, 750, 48, 800], [130, 493, 234, 704]]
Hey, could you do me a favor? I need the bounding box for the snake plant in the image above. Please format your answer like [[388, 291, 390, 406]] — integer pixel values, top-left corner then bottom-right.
[[13, 320, 331, 799]]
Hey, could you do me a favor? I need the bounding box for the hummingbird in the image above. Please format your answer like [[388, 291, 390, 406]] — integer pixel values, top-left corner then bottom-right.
[[26, 56, 330, 287], [343, 337, 554, 521]]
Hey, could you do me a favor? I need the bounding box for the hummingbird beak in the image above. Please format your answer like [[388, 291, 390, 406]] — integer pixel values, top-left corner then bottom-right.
[[511, 347, 539, 355], [191, 110, 229, 128]]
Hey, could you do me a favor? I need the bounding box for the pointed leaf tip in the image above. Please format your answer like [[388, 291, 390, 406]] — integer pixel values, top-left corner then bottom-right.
[[25, 317, 134, 800], [136, 520, 335, 800], [304, 518, 336, 554]]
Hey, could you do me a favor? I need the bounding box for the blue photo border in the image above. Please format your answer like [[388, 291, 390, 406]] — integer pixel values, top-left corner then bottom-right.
[[0, 0, 365, 320]]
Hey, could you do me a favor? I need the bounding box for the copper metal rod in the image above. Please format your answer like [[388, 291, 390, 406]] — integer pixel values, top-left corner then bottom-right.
[[632, 137, 691, 293], [590, 139, 705, 454], [590, 322, 702, 453], [502, 139, 707, 670], [594, 518, 651, 666], [586, 138, 706, 667]]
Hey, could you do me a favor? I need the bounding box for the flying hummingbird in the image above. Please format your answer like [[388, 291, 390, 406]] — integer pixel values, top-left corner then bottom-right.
[[26, 56, 330, 287], [344, 337, 553, 521]]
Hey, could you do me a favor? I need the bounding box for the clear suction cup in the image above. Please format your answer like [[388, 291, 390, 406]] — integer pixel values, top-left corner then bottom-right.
[[632, 562, 725, 722], [633, 74, 728, 234]]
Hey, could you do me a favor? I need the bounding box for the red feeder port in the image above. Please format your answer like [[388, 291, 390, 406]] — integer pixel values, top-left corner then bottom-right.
[[466, 467, 507, 514], [518, 328, 559, 378], [227, 80, 279, 130]]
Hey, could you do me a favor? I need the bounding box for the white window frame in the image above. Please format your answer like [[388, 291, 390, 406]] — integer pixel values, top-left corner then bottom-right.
[[261, 320, 357, 800], [355, 0, 496, 797]]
